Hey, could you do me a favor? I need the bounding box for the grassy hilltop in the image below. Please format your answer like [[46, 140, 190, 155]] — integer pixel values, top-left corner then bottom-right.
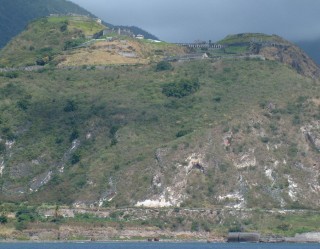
[[0, 0, 96, 48], [0, 16, 184, 68]]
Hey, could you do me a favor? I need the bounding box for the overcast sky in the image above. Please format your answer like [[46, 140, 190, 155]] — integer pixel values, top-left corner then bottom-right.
[[70, 0, 320, 43]]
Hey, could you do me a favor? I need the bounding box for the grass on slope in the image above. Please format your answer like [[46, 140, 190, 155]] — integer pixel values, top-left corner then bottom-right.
[[0, 57, 318, 207], [48, 16, 106, 36], [0, 16, 105, 68], [0, 0, 96, 48], [218, 33, 283, 45], [0, 16, 182, 68]]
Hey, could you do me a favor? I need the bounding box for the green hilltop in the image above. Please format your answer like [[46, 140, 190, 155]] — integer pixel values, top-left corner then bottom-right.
[[0, 0, 96, 48], [0, 0, 158, 50], [0, 16, 106, 67], [0, 16, 184, 68]]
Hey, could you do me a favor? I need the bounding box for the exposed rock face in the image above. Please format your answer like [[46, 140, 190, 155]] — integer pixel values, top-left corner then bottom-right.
[[136, 152, 207, 207], [0, 158, 4, 176], [232, 149, 256, 169], [30, 171, 52, 192], [301, 121, 320, 151], [134, 115, 320, 209], [221, 33, 320, 79], [255, 39, 320, 79]]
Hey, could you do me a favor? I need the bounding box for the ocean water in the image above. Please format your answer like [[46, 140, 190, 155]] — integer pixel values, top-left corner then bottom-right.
[[0, 242, 319, 249]]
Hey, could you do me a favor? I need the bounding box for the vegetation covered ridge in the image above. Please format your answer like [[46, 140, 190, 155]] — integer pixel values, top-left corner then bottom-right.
[[1, 23, 319, 80], [0, 15, 184, 68], [0, 15, 320, 242]]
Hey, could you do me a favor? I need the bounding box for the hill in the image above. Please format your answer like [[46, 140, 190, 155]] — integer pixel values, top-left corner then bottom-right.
[[0, 0, 96, 48], [0, 23, 320, 240], [0, 0, 158, 49], [217, 33, 320, 79], [0, 16, 184, 68]]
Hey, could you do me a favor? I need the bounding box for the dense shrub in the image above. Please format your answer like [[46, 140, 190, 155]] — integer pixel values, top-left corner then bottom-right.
[[191, 221, 200, 232], [17, 99, 30, 111], [0, 142, 6, 154], [64, 100, 77, 112], [4, 72, 19, 79], [64, 38, 86, 50], [213, 95, 221, 102], [69, 130, 79, 142], [109, 126, 120, 146], [16, 208, 37, 222], [162, 79, 200, 98], [60, 21, 68, 32], [15, 206, 38, 230], [155, 61, 173, 71], [2, 127, 16, 141], [71, 151, 81, 164], [36, 58, 48, 66], [0, 214, 8, 224], [176, 129, 192, 138]]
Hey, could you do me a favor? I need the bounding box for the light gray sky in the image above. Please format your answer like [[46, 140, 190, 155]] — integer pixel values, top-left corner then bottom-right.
[[70, 0, 320, 43]]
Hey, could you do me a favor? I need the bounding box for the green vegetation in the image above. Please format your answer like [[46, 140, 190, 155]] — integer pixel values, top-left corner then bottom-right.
[[0, 214, 8, 224], [155, 61, 173, 71], [0, 57, 318, 209], [162, 79, 200, 98], [218, 33, 281, 45], [0, 20, 65, 66], [0, 0, 96, 48], [0, 16, 320, 240], [48, 16, 105, 36], [224, 45, 249, 54], [0, 16, 106, 67], [0, 202, 319, 240], [64, 38, 87, 50], [14, 206, 38, 230], [0, 16, 179, 68]]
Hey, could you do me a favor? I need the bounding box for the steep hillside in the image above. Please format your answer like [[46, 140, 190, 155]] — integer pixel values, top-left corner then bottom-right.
[[0, 54, 319, 210], [0, 0, 158, 49], [218, 33, 320, 79], [0, 16, 107, 67], [0, 0, 96, 48], [0, 27, 320, 239], [0, 16, 184, 68]]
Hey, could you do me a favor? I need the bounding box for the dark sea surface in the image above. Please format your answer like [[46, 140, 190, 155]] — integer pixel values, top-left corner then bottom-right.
[[0, 242, 319, 249]]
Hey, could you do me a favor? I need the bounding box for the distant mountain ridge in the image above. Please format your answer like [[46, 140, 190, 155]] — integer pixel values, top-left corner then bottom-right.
[[0, 0, 158, 48]]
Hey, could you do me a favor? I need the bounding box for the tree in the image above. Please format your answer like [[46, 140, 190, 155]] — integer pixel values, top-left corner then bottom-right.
[[0, 214, 8, 224]]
